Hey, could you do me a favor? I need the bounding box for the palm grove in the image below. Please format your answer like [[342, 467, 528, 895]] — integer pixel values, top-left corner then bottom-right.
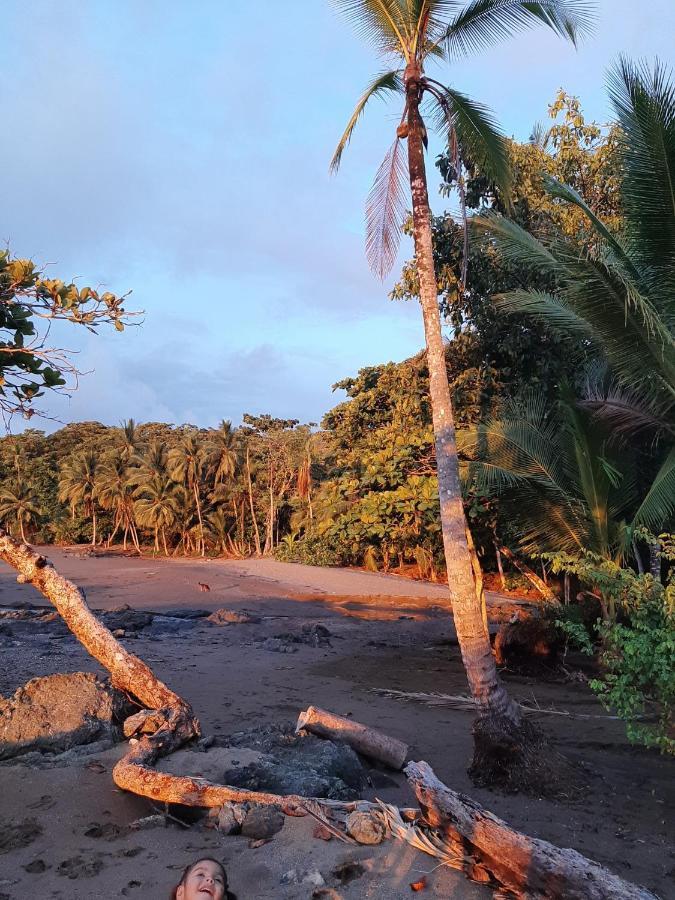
[[1, 2, 673, 772]]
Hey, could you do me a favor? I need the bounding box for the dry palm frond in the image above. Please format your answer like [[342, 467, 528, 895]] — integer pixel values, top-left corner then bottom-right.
[[366, 137, 409, 279], [372, 688, 628, 720], [377, 801, 470, 873], [299, 798, 358, 845]]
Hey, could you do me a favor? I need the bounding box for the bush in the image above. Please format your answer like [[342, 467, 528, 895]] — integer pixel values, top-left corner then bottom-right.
[[547, 548, 674, 754], [273, 532, 351, 567]]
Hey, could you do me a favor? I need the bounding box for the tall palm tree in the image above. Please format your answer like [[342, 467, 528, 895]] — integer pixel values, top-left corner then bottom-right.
[[169, 431, 208, 556], [331, 0, 594, 762], [0, 480, 40, 542], [206, 420, 238, 484], [133, 474, 184, 555], [97, 454, 140, 551], [58, 451, 100, 545]]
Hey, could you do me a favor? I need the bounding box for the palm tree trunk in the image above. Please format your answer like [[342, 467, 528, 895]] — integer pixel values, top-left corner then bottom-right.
[[246, 447, 262, 556], [192, 480, 205, 557], [92, 507, 97, 547], [19, 516, 27, 543], [405, 80, 520, 730]]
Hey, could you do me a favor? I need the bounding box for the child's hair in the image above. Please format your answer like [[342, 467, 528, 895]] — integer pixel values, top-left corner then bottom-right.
[[170, 857, 236, 900]]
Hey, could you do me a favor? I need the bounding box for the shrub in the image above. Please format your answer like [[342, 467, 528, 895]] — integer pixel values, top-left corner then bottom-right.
[[273, 532, 351, 567]]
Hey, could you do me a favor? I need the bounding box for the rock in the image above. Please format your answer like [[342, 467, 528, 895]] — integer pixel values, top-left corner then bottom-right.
[[345, 810, 385, 845], [100, 605, 154, 633], [112, 628, 125, 638], [260, 637, 298, 653], [280, 869, 299, 885], [301, 623, 332, 647], [0, 673, 132, 760], [130, 815, 165, 831], [222, 722, 366, 800], [207, 608, 261, 626], [217, 802, 248, 835], [313, 823, 334, 841], [240, 805, 285, 840], [302, 870, 326, 887]]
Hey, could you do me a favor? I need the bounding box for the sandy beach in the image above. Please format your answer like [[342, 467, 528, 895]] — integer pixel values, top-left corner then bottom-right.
[[0, 549, 672, 898]]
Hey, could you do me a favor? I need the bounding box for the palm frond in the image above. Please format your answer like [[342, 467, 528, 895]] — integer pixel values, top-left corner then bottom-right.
[[471, 211, 560, 272], [632, 446, 675, 532], [427, 85, 511, 198], [608, 57, 675, 278], [330, 70, 403, 173], [333, 0, 412, 56], [580, 365, 675, 438], [365, 137, 409, 278], [494, 289, 593, 336], [441, 0, 595, 58]]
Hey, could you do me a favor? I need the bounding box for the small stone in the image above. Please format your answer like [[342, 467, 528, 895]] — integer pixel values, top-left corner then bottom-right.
[[112, 628, 125, 638], [302, 870, 325, 887], [217, 802, 247, 835], [247, 838, 269, 849], [345, 810, 385, 845], [313, 823, 334, 841], [241, 806, 285, 840], [260, 637, 297, 653], [280, 869, 299, 885], [129, 814, 164, 831]]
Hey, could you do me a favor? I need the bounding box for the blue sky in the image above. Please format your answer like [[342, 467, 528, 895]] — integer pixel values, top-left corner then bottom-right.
[[1, 0, 673, 431]]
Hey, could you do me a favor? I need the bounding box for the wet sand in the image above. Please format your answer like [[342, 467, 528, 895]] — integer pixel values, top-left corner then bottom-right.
[[0, 548, 672, 898]]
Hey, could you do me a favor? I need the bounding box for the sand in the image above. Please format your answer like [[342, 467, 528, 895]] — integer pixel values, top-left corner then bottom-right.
[[0, 548, 672, 898]]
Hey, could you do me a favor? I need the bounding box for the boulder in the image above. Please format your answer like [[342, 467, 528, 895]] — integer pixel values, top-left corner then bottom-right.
[[100, 604, 154, 633], [207, 608, 261, 626], [0, 672, 132, 760], [345, 810, 385, 845], [493, 617, 564, 671], [240, 805, 285, 839]]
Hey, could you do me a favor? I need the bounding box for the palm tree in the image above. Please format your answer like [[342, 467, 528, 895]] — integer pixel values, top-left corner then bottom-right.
[[169, 431, 208, 556], [58, 451, 100, 545], [206, 420, 238, 484], [0, 480, 40, 541], [133, 474, 184, 555], [97, 454, 140, 551], [476, 59, 675, 538], [331, 0, 594, 767]]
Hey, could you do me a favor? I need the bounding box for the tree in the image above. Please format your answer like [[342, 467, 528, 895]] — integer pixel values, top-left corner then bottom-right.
[[58, 451, 101, 546], [133, 474, 184, 555], [0, 250, 133, 423], [476, 60, 675, 547], [169, 431, 208, 556], [206, 420, 238, 484], [330, 0, 594, 781], [0, 479, 40, 541], [97, 454, 140, 552]]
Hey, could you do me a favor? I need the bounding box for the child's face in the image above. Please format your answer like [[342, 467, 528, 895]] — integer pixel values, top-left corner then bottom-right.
[[176, 860, 226, 900]]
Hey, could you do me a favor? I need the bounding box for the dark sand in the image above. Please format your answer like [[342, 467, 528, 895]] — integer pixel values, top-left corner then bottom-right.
[[0, 548, 672, 898]]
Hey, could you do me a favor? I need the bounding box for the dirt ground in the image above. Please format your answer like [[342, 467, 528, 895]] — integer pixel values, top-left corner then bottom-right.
[[0, 548, 672, 899]]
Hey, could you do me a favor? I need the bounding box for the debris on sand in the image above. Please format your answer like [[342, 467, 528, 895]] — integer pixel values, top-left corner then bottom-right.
[[207, 608, 261, 626]]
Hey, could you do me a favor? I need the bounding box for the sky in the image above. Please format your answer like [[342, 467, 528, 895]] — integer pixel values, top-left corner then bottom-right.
[[1, 0, 673, 432]]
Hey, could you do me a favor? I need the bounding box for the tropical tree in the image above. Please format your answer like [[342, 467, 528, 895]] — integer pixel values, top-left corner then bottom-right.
[[97, 454, 140, 551], [133, 474, 184, 555], [330, 0, 594, 779], [206, 420, 238, 484], [0, 480, 40, 541], [58, 451, 100, 545], [476, 59, 675, 542], [168, 431, 208, 556]]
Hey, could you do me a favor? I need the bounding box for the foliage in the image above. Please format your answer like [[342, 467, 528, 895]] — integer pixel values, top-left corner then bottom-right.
[[0, 250, 133, 422], [547, 547, 674, 754]]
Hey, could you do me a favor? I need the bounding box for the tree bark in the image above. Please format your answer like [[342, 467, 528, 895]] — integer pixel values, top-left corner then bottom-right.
[[296, 705, 409, 770], [246, 447, 262, 556], [405, 761, 655, 900], [405, 73, 520, 730], [499, 546, 557, 602]]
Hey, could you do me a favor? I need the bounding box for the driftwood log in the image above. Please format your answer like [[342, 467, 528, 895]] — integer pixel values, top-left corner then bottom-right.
[[0, 534, 306, 811], [296, 705, 409, 770], [499, 546, 557, 602], [405, 761, 656, 900]]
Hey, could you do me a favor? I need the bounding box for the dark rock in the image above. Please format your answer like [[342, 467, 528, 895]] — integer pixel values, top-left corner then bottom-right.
[[207, 608, 261, 626], [260, 637, 298, 653], [301, 623, 332, 647], [221, 722, 365, 800], [217, 802, 248, 835], [100, 605, 154, 633], [241, 806, 285, 839], [0, 672, 132, 760]]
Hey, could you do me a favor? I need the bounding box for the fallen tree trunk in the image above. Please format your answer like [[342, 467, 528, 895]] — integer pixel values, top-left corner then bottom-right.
[[499, 546, 557, 602], [297, 705, 409, 770], [405, 761, 656, 900], [0, 533, 302, 811]]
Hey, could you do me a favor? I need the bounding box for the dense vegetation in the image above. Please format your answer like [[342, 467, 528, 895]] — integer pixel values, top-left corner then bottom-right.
[[2, 70, 673, 753]]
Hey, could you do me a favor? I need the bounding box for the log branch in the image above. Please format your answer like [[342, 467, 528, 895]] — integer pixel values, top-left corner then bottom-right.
[[405, 761, 656, 900], [297, 705, 409, 770]]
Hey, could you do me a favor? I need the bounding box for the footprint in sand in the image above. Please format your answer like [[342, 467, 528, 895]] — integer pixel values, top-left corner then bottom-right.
[[0, 818, 42, 853], [56, 855, 104, 879]]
